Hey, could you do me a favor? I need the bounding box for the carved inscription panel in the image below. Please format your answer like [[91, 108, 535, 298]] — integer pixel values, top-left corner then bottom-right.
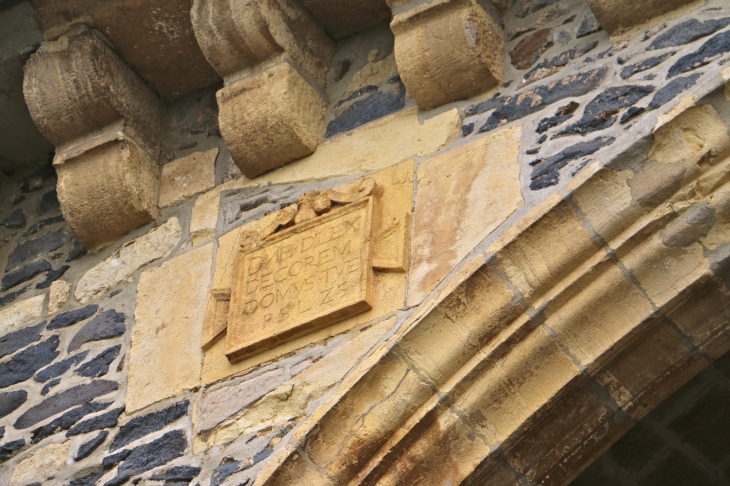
[[225, 197, 375, 362]]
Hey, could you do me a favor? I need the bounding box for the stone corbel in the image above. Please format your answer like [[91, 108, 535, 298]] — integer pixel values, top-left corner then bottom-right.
[[23, 24, 164, 250], [586, 0, 695, 36], [389, 0, 505, 111], [191, 0, 335, 178]]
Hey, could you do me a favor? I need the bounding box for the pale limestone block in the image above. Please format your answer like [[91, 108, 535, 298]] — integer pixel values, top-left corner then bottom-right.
[[190, 187, 222, 246], [586, 0, 695, 35], [408, 126, 523, 306], [217, 62, 327, 179], [391, 0, 504, 110], [231, 107, 461, 188], [127, 244, 213, 413], [9, 441, 69, 486], [159, 148, 218, 208], [74, 217, 181, 304], [345, 51, 398, 94], [48, 280, 71, 315], [0, 294, 45, 335]]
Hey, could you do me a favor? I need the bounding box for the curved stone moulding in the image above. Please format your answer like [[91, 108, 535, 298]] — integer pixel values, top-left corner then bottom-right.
[[254, 90, 730, 485], [23, 24, 163, 251], [390, 0, 504, 111], [586, 0, 695, 36], [191, 0, 335, 179]]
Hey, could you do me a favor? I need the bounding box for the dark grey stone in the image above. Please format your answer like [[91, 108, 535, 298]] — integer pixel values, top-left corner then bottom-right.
[[621, 106, 646, 124], [0, 390, 28, 419], [325, 82, 406, 137], [30, 401, 112, 444], [530, 136, 615, 190], [68, 406, 124, 436], [150, 465, 202, 481], [1, 209, 26, 229], [0, 286, 30, 308], [75, 431, 109, 461], [110, 400, 189, 451], [536, 114, 573, 133], [41, 378, 61, 396], [0, 438, 25, 462], [47, 304, 99, 330], [37, 188, 60, 215], [20, 163, 56, 193], [36, 265, 70, 290], [523, 41, 598, 83], [557, 85, 655, 137], [104, 430, 187, 486], [464, 97, 501, 118], [0, 335, 60, 388], [76, 345, 121, 378], [1, 260, 51, 291], [110, 289, 122, 298], [5, 228, 66, 271], [479, 67, 608, 132], [102, 449, 131, 469], [0, 426, 4, 440], [68, 310, 126, 353], [648, 73, 702, 109], [620, 52, 675, 79], [66, 237, 87, 262], [36, 350, 90, 383], [668, 30, 730, 78], [14, 380, 118, 429], [22, 215, 64, 237], [649, 18, 730, 50], [0, 321, 44, 359], [461, 123, 475, 136], [10, 195, 25, 205], [211, 461, 241, 486], [333, 85, 378, 109], [576, 12, 601, 38], [69, 469, 105, 486]]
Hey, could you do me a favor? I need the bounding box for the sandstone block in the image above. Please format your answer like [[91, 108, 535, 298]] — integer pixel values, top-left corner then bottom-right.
[[159, 148, 218, 208], [0, 295, 45, 335], [391, 0, 504, 110], [300, 0, 391, 39], [48, 280, 71, 315], [9, 440, 69, 485], [586, 0, 695, 36], [127, 244, 213, 413], [190, 187, 222, 246], [74, 217, 181, 304], [408, 126, 523, 306], [216, 63, 327, 178]]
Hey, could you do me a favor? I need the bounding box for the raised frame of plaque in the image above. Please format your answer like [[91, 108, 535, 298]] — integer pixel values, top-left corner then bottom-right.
[[225, 196, 376, 362]]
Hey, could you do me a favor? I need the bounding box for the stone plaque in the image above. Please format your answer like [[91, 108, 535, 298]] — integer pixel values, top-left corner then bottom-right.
[[225, 197, 376, 362]]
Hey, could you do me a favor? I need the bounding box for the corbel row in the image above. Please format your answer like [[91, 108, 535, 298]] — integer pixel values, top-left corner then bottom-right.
[[21, 0, 697, 250]]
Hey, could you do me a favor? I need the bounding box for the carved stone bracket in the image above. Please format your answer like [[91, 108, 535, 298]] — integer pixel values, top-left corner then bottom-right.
[[586, 0, 695, 36], [191, 0, 335, 178], [24, 24, 164, 250], [389, 0, 505, 111]]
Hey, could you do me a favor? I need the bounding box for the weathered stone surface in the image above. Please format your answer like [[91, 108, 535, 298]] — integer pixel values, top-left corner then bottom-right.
[[47, 304, 98, 330], [31, 400, 111, 443], [102, 449, 131, 469], [531, 136, 615, 189], [344, 51, 398, 94], [647, 73, 702, 110], [408, 127, 523, 305], [1, 209, 26, 229], [37, 188, 60, 215], [0, 295, 45, 334], [0, 321, 44, 359], [75, 430, 108, 461], [68, 310, 126, 353], [190, 188, 222, 246], [300, 0, 390, 39], [35, 265, 69, 289], [23, 215, 64, 237], [76, 345, 121, 378], [70, 470, 105, 486], [14, 380, 118, 429], [586, 0, 695, 35], [558, 85, 655, 136], [68, 407, 124, 436], [510, 29, 552, 70], [669, 30, 730, 78], [577, 11, 601, 38], [48, 280, 71, 315], [5, 228, 65, 271], [75, 217, 181, 303], [9, 440, 69, 485], [537, 114, 573, 133], [66, 236, 86, 262], [480, 67, 607, 132], [150, 465, 202, 482], [0, 390, 28, 419], [1, 260, 51, 290], [36, 350, 89, 383], [325, 81, 406, 137], [649, 17, 730, 50], [105, 429, 187, 486], [620, 52, 674, 79], [0, 287, 30, 309], [41, 377, 61, 396], [0, 335, 60, 388], [391, 0, 504, 110], [128, 244, 211, 412], [215, 63, 327, 179], [523, 41, 598, 84], [159, 148, 217, 208], [0, 439, 25, 462]]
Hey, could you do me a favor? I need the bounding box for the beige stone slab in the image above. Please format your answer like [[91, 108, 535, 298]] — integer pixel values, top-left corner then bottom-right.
[[75, 217, 182, 304], [48, 280, 71, 315], [0, 294, 45, 335], [345, 51, 398, 94], [228, 107, 461, 189], [191, 187, 222, 246], [408, 126, 524, 306], [159, 148, 218, 208], [9, 440, 69, 486], [127, 243, 214, 413]]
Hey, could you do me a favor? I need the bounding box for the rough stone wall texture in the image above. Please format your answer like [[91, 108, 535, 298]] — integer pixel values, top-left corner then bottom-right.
[[0, 0, 729, 485]]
